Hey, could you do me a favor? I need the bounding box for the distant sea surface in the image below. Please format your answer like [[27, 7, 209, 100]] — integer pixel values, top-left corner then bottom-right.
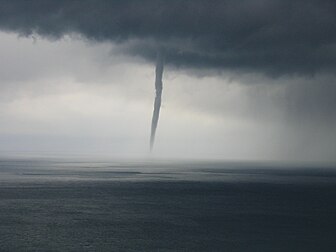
[[1, 158, 336, 251]]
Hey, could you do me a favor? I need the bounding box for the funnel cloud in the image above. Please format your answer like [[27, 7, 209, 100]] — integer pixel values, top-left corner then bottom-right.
[[150, 52, 164, 151], [0, 1, 335, 162]]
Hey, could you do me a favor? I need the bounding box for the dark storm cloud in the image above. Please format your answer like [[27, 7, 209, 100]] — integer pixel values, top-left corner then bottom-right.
[[1, 0, 336, 75]]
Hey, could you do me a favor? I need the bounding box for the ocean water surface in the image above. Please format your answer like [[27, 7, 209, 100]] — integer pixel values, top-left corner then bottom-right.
[[0, 158, 336, 251]]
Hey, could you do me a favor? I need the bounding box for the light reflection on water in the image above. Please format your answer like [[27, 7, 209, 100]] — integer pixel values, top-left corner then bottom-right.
[[1, 158, 336, 251], [1, 158, 336, 184]]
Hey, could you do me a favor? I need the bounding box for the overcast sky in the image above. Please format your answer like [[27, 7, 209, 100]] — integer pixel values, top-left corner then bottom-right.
[[0, 1, 335, 162]]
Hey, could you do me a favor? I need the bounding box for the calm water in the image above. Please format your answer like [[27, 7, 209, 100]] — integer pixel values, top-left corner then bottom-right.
[[0, 158, 336, 251]]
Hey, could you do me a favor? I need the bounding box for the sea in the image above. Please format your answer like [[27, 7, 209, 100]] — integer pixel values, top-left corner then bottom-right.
[[0, 157, 336, 251]]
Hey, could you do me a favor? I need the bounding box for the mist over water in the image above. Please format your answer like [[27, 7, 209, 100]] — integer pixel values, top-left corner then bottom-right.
[[1, 158, 336, 251]]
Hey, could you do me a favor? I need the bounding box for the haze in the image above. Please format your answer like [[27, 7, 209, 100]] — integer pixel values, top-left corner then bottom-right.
[[0, 1, 335, 163]]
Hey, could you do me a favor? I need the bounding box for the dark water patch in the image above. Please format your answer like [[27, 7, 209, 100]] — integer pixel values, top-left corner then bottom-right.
[[1, 159, 336, 251], [0, 180, 336, 251], [200, 167, 336, 178]]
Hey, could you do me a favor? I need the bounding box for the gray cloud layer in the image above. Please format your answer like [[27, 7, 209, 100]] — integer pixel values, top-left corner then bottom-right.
[[1, 0, 336, 75]]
